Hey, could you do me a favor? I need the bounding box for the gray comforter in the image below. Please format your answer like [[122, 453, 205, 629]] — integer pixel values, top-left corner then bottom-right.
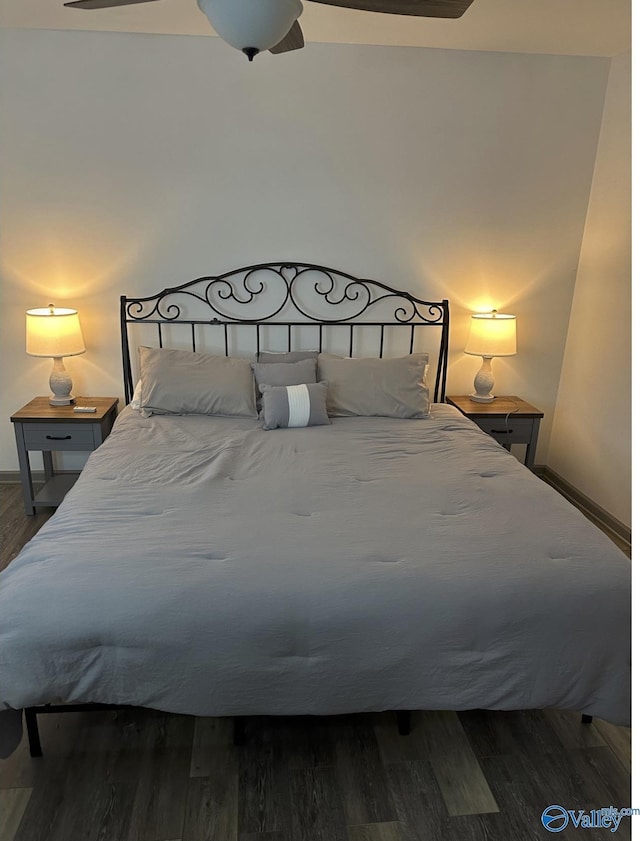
[[0, 405, 630, 755]]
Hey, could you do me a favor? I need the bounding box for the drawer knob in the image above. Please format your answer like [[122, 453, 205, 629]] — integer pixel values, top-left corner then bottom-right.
[[45, 435, 72, 440], [490, 429, 513, 435]]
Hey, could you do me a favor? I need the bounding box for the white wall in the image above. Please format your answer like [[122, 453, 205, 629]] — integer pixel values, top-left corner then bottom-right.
[[0, 29, 609, 472], [546, 51, 631, 527]]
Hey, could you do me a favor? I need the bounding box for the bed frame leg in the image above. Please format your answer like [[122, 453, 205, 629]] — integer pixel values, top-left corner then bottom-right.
[[233, 716, 246, 746], [25, 708, 42, 758], [581, 714, 593, 725], [397, 711, 411, 736]]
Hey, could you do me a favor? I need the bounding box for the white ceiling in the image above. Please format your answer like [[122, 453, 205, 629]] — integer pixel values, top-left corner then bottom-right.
[[0, 0, 630, 57]]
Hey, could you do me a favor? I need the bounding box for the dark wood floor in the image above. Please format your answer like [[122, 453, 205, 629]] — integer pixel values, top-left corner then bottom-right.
[[0, 485, 55, 575], [0, 483, 632, 841]]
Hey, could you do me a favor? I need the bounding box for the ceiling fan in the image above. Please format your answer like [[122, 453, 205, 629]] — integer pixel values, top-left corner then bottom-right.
[[63, 0, 476, 61]]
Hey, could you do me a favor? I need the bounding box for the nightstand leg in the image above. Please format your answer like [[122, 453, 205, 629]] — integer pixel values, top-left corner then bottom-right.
[[525, 418, 541, 470], [14, 425, 35, 516], [524, 444, 534, 468], [43, 451, 54, 482]]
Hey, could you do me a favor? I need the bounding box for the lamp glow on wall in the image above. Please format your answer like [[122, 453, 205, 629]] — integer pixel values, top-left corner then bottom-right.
[[464, 310, 517, 403], [26, 304, 86, 406]]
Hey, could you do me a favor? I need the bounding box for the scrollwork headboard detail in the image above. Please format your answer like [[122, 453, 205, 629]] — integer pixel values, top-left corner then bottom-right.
[[120, 262, 449, 404]]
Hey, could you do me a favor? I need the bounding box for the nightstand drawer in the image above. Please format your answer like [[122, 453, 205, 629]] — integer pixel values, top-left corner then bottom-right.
[[23, 423, 96, 450], [473, 416, 534, 445]]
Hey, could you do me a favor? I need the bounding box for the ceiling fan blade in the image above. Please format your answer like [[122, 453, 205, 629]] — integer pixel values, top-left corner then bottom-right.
[[64, 0, 159, 10], [310, 0, 475, 18], [269, 20, 304, 54]]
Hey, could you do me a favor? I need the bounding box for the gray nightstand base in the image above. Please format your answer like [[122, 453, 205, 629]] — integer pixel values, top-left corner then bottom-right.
[[11, 396, 118, 516], [33, 473, 81, 509], [446, 396, 544, 471]]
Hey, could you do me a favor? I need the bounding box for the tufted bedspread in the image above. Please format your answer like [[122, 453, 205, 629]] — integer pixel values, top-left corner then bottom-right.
[[0, 404, 630, 754]]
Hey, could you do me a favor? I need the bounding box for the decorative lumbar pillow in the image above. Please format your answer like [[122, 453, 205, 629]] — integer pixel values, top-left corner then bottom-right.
[[317, 353, 429, 418], [260, 382, 330, 430], [255, 350, 319, 364], [138, 346, 257, 417], [251, 358, 318, 389]]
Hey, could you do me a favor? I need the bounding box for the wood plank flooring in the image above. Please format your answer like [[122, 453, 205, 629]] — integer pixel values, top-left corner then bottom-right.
[[0, 483, 632, 841], [0, 485, 53, 574]]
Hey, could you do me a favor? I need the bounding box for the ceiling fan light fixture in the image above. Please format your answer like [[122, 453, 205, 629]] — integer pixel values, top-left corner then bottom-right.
[[197, 0, 303, 58]]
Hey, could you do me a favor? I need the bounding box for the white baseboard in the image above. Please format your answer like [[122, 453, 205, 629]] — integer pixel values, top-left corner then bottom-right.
[[538, 466, 631, 551]]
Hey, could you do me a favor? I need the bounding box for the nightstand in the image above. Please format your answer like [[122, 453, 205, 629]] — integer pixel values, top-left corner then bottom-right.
[[445, 395, 544, 470], [11, 397, 119, 515]]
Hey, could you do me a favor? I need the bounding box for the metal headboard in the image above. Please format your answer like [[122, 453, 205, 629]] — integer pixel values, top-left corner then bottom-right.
[[120, 262, 450, 404]]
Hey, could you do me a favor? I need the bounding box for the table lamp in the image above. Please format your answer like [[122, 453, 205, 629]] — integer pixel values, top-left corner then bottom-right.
[[26, 304, 86, 406], [464, 310, 517, 403]]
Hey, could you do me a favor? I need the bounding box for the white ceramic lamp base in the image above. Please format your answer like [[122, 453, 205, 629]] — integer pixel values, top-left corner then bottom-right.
[[469, 356, 495, 403], [49, 357, 75, 406]]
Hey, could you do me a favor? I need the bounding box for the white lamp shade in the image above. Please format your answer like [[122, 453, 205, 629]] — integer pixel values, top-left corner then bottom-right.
[[26, 306, 86, 358], [465, 312, 517, 358], [197, 0, 303, 51]]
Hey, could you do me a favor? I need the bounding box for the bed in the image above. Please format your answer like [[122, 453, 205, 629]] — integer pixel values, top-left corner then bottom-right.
[[0, 262, 631, 758]]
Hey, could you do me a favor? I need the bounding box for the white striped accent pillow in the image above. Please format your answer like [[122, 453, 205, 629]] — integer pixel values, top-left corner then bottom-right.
[[259, 382, 330, 430]]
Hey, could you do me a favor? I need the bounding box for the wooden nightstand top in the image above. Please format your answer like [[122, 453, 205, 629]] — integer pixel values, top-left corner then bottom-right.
[[446, 395, 544, 419], [11, 397, 119, 424]]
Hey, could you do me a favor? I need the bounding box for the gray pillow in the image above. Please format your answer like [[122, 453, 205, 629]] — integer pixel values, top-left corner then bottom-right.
[[255, 350, 319, 364], [251, 358, 318, 389], [138, 346, 257, 417], [260, 382, 330, 430], [317, 353, 429, 418]]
